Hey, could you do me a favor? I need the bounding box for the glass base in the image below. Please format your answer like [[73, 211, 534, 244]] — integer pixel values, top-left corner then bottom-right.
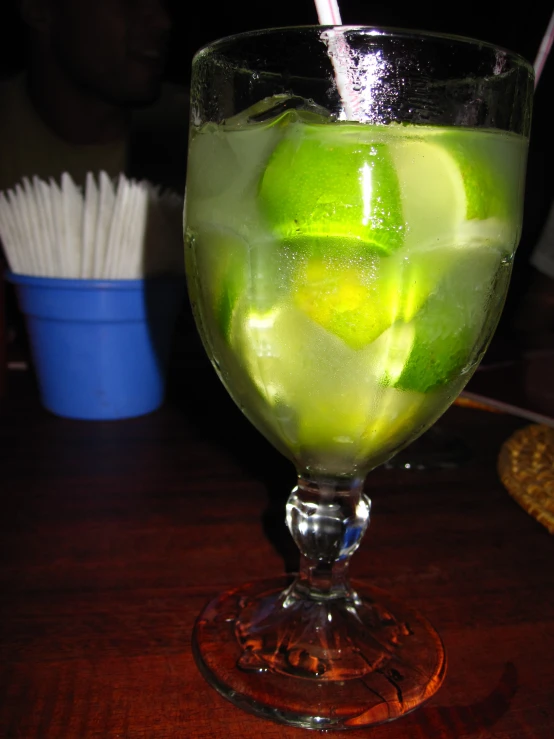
[[193, 576, 446, 730]]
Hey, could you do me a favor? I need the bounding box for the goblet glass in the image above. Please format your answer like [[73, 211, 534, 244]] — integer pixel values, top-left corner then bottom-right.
[[184, 26, 533, 730]]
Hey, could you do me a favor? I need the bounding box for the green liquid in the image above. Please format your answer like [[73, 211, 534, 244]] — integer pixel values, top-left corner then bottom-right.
[[185, 108, 527, 475]]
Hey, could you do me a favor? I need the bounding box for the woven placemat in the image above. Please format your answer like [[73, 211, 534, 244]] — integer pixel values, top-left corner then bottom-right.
[[498, 424, 554, 535]]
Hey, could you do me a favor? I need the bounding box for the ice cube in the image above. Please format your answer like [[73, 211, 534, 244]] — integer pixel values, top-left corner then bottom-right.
[[224, 95, 332, 128]]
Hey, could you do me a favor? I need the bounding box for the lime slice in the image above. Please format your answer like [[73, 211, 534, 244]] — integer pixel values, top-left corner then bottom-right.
[[371, 321, 417, 385], [440, 129, 514, 222], [392, 127, 519, 248], [374, 247, 502, 393], [391, 310, 475, 394], [291, 245, 457, 350], [189, 227, 248, 340], [391, 126, 521, 253], [373, 317, 459, 394], [293, 254, 389, 349], [259, 122, 405, 257], [281, 125, 514, 351], [391, 135, 467, 249], [442, 129, 523, 250]]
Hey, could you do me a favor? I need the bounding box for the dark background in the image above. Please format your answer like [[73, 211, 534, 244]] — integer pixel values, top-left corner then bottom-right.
[[1, 1, 550, 89], [1, 0, 552, 316]]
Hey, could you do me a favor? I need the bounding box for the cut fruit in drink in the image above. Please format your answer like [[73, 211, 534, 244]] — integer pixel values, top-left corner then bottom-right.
[[439, 129, 519, 224], [259, 123, 405, 257], [259, 123, 513, 354], [374, 248, 502, 393], [190, 227, 249, 340], [292, 247, 459, 350], [293, 254, 390, 349], [372, 322, 418, 386], [391, 135, 467, 249], [385, 316, 476, 394], [375, 318, 464, 394], [392, 127, 521, 251]]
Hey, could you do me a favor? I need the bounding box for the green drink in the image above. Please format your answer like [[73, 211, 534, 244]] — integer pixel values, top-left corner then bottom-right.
[[186, 28, 533, 729], [185, 103, 527, 475]]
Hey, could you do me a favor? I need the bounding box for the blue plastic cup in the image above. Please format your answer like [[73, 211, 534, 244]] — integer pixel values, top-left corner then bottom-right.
[[7, 272, 185, 420]]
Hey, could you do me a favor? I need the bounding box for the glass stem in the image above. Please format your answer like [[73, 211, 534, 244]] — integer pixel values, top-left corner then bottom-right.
[[285, 474, 371, 601]]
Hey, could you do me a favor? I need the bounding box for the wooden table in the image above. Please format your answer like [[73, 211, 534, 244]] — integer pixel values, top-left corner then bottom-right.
[[1, 359, 553, 738]]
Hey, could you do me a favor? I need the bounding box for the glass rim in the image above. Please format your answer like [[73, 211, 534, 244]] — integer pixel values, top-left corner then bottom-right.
[[193, 24, 534, 76]]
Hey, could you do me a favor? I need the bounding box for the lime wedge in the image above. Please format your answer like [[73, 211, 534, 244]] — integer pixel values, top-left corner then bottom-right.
[[293, 254, 389, 349], [291, 246, 456, 350], [259, 123, 405, 257], [374, 247, 503, 393], [391, 126, 521, 253], [440, 130, 514, 222], [258, 122, 512, 352], [391, 135, 467, 249], [189, 227, 248, 340]]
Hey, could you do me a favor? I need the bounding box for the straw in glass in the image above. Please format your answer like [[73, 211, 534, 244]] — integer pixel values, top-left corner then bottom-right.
[[313, 0, 360, 119], [534, 9, 554, 88]]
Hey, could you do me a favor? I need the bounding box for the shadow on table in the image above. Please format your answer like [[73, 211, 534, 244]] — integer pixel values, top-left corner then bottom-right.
[[401, 661, 518, 737], [166, 354, 299, 571]]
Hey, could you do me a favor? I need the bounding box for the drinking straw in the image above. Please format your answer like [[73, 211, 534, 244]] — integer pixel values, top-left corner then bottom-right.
[[313, 0, 360, 119], [534, 9, 554, 88], [314, 0, 341, 24]]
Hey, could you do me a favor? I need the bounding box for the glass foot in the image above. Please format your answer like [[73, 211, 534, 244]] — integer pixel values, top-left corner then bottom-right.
[[193, 576, 446, 730]]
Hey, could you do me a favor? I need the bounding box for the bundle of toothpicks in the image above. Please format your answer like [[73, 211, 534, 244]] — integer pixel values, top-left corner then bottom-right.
[[0, 172, 184, 279]]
